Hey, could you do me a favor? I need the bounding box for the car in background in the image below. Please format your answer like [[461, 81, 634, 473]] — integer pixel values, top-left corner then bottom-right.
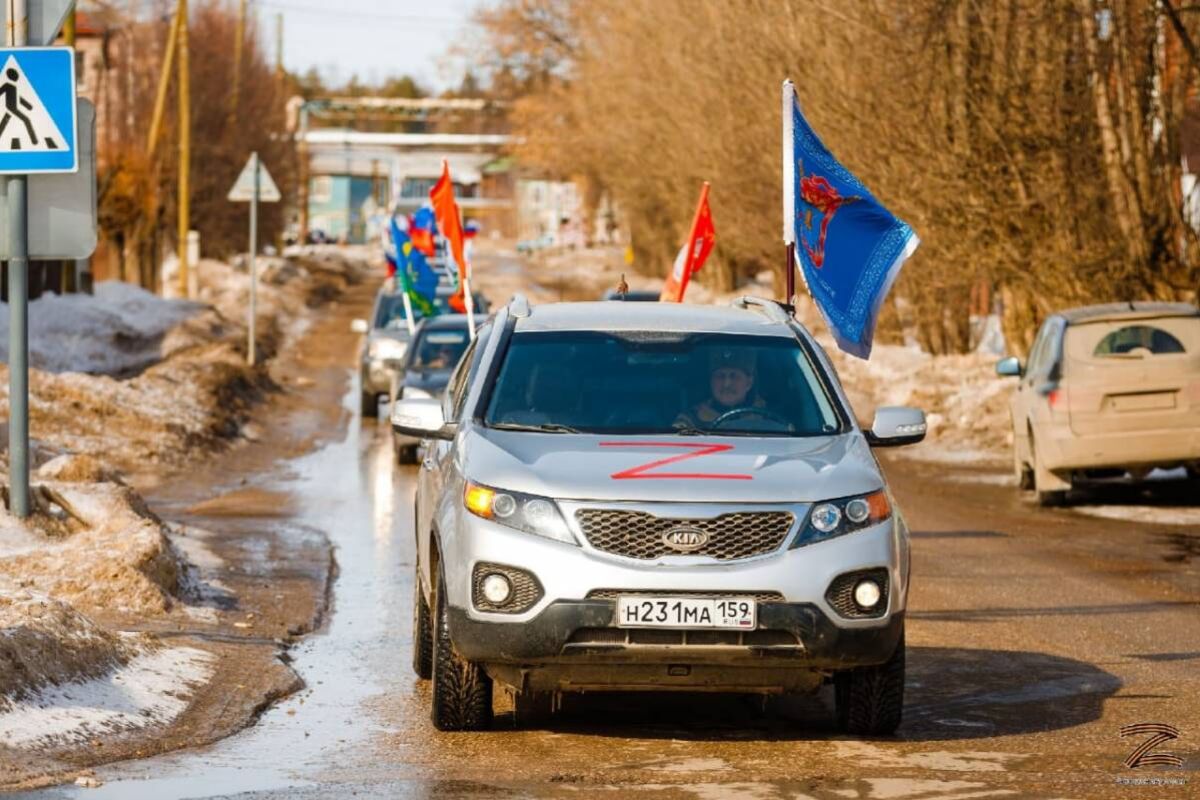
[[434, 285, 490, 316], [355, 287, 491, 418], [393, 316, 478, 464], [393, 295, 925, 734], [354, 290, 417, 417], [601, 288, 660, 302], [996, 302, 1200, 505]]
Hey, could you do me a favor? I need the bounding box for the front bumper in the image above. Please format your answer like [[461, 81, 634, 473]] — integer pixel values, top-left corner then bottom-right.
[[448, 601, 903, 671]]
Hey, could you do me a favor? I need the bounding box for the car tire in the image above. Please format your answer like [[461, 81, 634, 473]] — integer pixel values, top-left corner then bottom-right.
[[1029, 433, 1067, 507], [361, 390, 377, 418], [834, 629, 904, 736], [431, 571, 493, 731], [397, 445, 419, 465], [1013, 438, 1034, 491], [412, 580, 433, 680]]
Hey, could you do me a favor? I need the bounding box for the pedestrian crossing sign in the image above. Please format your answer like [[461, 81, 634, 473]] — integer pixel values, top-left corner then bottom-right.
[[0, 47, 77, 174]]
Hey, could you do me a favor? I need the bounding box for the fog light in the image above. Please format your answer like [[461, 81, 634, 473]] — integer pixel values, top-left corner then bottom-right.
[[481, 573, 513, 605], [854, 579, 882, 610]]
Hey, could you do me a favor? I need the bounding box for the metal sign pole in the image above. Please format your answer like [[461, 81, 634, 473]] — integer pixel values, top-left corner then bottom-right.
[[7, 0, 30, 518], [248, 151, 258, 365]]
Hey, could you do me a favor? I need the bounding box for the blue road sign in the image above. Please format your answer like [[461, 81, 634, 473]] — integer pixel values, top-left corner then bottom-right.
[[0, 47, 77, 175]]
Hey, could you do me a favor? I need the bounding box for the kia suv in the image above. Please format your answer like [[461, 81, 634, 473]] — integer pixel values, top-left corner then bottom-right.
[[393, 296, 925, 734]]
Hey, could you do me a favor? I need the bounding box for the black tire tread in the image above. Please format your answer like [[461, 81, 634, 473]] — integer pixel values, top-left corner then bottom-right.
[[431, 573, 493, 731], [835, 631, 904, 735], [412, 581, 433, 680], [361, 390, 377, 418]]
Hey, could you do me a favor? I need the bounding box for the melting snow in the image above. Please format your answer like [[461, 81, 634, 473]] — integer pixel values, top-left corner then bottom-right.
[[0, 282, 201, 375], [0, 645, 215, 749]]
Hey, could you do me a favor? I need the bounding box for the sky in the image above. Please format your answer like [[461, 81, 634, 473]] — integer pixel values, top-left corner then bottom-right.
[[256, 0, 490, 92]]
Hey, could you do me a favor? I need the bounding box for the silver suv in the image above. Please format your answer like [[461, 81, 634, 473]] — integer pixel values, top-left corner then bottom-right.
[[393, 296, 926, 734]]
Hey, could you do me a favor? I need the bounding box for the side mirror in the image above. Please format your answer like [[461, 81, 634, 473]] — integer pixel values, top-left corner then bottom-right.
[[391, 397, 456, 441], [351, 318, 369, 334], [865, 406, 927, 448], [995, 356, 1022, 377]]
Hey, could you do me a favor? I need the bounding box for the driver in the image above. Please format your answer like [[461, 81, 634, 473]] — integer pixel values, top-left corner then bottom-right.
[[674, 347, 767, 429]]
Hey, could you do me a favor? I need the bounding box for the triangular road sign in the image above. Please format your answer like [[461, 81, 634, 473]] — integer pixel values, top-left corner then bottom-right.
[[0, 54, 68, 153], [228, 153, 281, 203]]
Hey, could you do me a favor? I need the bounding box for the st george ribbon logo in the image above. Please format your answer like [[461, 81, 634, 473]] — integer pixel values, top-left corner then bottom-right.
[[1120, 722, 1184, 769]]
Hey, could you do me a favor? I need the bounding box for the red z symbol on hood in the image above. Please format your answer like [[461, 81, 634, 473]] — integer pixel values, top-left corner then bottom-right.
[[601, 442, 753, 480]]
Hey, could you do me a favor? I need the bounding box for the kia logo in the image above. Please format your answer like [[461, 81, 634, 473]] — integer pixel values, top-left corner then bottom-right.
[[662, 526, 708, 552]]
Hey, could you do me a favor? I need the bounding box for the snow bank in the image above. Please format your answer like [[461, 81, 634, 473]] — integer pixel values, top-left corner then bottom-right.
[[0, 591, 142, 710], [0, 247, 374, 474], [0, 283, 202, 376], [0, 476, 184, 616], [0, 644, 214, 750]]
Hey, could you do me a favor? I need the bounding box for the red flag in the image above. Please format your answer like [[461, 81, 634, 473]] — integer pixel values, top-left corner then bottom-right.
[[430, 161, 468, 280], [660, 182, 715, 302]]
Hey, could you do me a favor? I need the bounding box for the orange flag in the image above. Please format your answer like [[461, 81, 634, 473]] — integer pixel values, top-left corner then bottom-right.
[[430, 160, 468, 281], [660, 182, 715, 302]]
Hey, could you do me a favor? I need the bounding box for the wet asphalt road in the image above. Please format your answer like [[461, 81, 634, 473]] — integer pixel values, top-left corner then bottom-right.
[[15, 376, 1200, 798]]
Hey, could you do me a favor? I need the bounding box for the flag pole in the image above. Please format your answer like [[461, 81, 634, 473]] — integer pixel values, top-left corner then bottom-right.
[[386, 219, 417, 336], [781, 79, 796, 309], [677, 181, 710, 302], [463, 273, 476, 339]]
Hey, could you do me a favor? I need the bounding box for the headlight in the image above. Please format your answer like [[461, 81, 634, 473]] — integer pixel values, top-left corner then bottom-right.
[[463, 481, 577, 546], [369, 338, 407, 361], [792, 489, 891, 548], [401, 386, 433, 400]]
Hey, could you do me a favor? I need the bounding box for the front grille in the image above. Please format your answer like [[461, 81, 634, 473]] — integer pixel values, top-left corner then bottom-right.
[[825, 568, 889, 619], [575, 509, 794, 561], [566, 628, 799, 648], [586, 589, 785, 602], [472, 562, 543, 613]]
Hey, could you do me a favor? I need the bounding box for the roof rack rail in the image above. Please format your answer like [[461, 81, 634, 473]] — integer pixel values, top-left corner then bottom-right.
[[509, 293, 532, 318], [730, 295, 794, 323]]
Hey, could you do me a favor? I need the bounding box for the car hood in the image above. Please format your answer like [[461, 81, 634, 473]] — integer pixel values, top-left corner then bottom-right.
[[462, 429, 883, 503]]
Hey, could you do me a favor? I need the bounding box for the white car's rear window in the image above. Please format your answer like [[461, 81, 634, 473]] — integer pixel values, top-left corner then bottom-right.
[[1067, 317, 1199, 363]]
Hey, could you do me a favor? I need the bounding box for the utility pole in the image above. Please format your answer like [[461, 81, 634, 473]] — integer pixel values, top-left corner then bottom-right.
[[147, 2, 182, 156], [274, 12, 283, 85], [177, 0, 190, 297], [6, 0, 29, 518], [230, 0, 245, 117], [298, 103, 309, 242]]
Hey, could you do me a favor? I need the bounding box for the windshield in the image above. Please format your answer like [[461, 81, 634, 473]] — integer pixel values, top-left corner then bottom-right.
[[411, 329, 471, 369], [484, 331, 842, 436], [374, 294, 422, 330]]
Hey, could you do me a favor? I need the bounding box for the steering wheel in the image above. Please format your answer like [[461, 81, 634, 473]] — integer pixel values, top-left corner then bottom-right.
[[709, 406, 792, 430]]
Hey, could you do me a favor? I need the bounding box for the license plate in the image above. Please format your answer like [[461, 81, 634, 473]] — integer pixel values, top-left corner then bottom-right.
[[616, 596, 757, 630]]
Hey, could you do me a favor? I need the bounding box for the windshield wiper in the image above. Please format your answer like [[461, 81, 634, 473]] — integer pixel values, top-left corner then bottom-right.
[[672, 425, 708, 436], [490, 422, 582, 434]]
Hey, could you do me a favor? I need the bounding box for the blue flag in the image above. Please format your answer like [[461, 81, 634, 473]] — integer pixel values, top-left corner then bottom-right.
[[783, 80, 919, 359], [390, 217, 439, 318]]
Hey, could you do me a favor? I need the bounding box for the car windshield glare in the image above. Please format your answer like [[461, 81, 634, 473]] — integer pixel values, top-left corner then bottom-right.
[[484, 331, 841, 436], [412, 330, 470, 369]]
